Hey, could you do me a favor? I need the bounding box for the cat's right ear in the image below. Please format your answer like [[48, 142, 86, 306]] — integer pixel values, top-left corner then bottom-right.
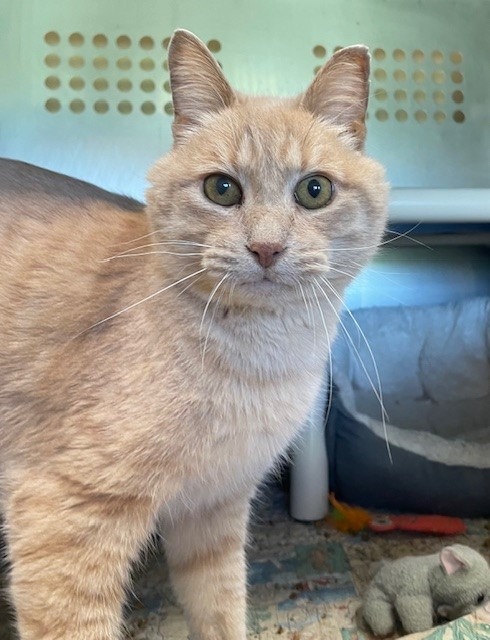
[[168, 30, 235, 143]]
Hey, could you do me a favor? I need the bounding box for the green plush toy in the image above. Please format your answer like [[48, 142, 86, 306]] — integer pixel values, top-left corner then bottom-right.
[[358, 544, 490, 637]]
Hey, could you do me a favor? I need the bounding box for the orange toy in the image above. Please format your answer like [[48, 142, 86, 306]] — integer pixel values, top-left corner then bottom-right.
[[328, 494, 466, 535]]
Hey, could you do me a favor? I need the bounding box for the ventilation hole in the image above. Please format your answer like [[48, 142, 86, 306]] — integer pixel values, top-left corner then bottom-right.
[[69, 56, 85, 69], [118, 100, 132, 114], [94, 100, 109, 113], [313, 65, 322, 75], [395, 109, 408, 122], [333, 46, 343, 53], [373, 48, 386, 61], [44, 31, 60, 46], [45, 98, 61, 112], [207, 39, 221, 53], [140, 57, 155, 71], [117, 79, 132, 92], [415, 110, 428, 123], [69, 76, 85, 90], [163, 60, 169, 71], [164, 101, 174, 115], [413, 70, 425, 83], [414, 90, 426, 103], [93, 34, 108, 48], [432, 70, 445, 84], [141, 79, 155, 92], [117, 57, 132, 70], [431, 50, 444, 64], [141, 101, 155, 115], [393, 70, 406, 82], [374, 69, 387, 81], [412, 49, 424, 63], [374, 88, 387, 101], [116, 35, 131, 49], [433, 90, 445, 104], [93, 56, 108, 69], [163, 80, 171, 92], [313, 45, 326, 58], [451, 71, 463, 83], [45, 76, 60, 90], [69, 99, 85, 113], [453, 110, 465, 123], [93, 78, 109, 91], [138, 36, 153, 50], [394, 89, 407, 101], [450, 51, 463, 64], [434, 111, 446, 123], [375, 109, 389, 121], [44, 54, 61, 68], [69, 33, 84, 47], [162, 37, 171, 49], [452, 90, 464, 104], [393, 48, 405, 61]]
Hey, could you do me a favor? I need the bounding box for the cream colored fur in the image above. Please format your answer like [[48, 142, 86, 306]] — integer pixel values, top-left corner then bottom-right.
[[0, 30, 388, 640]]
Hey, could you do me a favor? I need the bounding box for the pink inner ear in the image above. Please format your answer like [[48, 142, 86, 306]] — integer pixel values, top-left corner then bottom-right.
[[440, 548, 466, 575]]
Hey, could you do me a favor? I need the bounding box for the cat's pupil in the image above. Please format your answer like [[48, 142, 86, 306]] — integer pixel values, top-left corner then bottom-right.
[[308, 179, 322, 198], [216, 177, 231, 195]]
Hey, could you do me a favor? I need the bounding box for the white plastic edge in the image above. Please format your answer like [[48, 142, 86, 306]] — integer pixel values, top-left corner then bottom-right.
[[389, 188, 490, 223]]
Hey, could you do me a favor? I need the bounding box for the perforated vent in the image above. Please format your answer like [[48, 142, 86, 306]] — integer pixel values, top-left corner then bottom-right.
[[42, 32, 223, 116], [312, 45, 465, 124]]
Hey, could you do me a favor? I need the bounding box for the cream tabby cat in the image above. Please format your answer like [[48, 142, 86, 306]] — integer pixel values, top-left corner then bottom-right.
[[0, 30, 388, 640]]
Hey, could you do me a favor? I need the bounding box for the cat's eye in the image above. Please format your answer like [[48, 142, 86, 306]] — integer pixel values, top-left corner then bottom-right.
[[203, 174, 242, 207], [476, 593, 486, 605], [294, 175, 334, 210]]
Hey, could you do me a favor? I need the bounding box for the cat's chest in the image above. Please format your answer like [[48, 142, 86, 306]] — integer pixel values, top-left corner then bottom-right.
[[159, 315, 327, 512]]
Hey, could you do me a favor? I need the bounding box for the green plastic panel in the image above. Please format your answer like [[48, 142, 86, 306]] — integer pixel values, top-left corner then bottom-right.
[[0, 0, 489, 200]]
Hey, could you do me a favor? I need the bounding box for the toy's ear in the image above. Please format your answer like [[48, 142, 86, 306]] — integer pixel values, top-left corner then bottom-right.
[[440, 546, 470, 575]]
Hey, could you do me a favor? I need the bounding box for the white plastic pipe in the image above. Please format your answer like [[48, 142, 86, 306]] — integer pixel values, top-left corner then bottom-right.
[[389, 188, 490, 223], [289, 376, 330, 521]]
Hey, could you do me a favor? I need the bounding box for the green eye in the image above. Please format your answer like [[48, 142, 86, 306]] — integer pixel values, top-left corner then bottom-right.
[[203, 174, 242, 207], [294, 175, 334, 210]]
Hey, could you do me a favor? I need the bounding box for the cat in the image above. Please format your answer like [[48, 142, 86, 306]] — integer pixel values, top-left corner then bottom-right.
[[0, 29, 388, 640]]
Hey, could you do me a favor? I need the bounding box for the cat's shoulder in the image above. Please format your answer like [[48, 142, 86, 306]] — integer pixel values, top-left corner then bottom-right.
[[0, 158, 144, 223]]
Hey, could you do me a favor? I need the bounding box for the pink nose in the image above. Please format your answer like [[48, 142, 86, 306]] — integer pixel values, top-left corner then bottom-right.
[[247, 242, 285, 268]]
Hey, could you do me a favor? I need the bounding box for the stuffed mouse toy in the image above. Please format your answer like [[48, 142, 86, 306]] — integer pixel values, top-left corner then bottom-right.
[[358, 544, 490, 637]]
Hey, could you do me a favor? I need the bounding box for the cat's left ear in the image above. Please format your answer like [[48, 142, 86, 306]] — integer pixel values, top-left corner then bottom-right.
[[300, 46, 370, 150], [168, 30, 235, 142]]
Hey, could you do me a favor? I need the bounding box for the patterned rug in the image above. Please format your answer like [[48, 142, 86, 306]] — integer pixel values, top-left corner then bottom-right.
[[0, 482, 489, 639], [126, 483, 490, 640]]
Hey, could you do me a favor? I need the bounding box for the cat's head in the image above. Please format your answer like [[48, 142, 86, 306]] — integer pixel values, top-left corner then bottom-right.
[[147, 30, 388, 311]]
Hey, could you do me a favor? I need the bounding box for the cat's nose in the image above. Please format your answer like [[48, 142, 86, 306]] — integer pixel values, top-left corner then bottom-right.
[[247, 242, 286, 268]]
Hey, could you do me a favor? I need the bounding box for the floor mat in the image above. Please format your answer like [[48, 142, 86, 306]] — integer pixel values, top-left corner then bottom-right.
[[0, 482, 489, 639], [125, 483, 490, 639]]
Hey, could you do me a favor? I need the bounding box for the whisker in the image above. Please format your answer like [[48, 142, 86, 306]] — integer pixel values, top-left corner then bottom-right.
[[310, 283, 334, 434], [102, 250, 205, 262], [75, 268, 207, 338], [316, 276, 392, 463], [117, 229, 163, 245], [200, 273, 229, 370], [114, 240, 213, 256], [294, 278, 316, 349], [385, 227, 433, 250]]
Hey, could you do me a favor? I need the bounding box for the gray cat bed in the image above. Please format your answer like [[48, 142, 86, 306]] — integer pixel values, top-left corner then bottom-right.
[[326, 297, 490, 518]]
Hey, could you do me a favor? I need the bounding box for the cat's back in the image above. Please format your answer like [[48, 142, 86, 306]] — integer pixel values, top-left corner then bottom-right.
[[0, 158, 144, 224], [0, 159, 150, 341]]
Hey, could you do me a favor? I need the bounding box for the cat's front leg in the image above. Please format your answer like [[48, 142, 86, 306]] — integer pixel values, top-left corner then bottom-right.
[[163, 495, 250, 640], [4, 469, 155, 640]]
